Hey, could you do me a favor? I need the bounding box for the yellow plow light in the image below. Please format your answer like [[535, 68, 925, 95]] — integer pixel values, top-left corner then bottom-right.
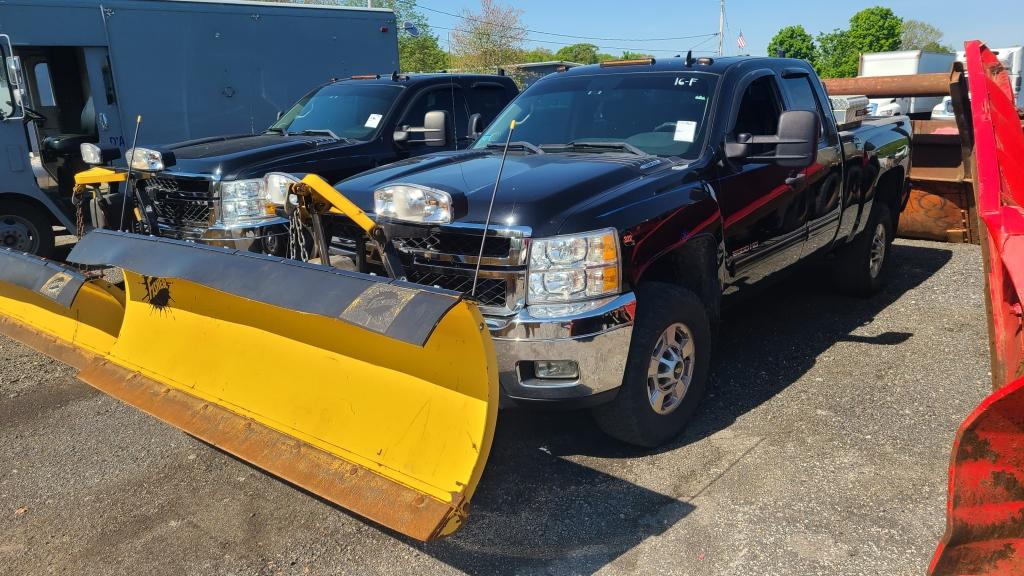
[[0, 231, 498, 540]]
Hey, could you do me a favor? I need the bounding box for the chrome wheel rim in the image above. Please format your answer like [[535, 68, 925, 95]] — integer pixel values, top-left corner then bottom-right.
[[647, 322, 695, 415], [0, 215, 38, 253], [868, 222, 887, 278]]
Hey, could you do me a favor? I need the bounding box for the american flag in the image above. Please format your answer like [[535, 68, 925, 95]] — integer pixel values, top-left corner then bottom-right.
[[737, 31, 747, 50]]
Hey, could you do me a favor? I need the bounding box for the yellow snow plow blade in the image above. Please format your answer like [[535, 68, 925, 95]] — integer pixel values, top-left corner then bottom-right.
[[0, 232, 498, 541]]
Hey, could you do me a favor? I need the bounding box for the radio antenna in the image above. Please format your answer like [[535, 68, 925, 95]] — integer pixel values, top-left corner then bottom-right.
[[119, 115, 143, 232], [471, 119, 516, 297]]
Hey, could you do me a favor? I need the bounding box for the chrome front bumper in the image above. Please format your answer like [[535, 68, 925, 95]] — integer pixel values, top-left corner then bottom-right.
[[485, 292, 636, 403], [162, 218, 289, 251]]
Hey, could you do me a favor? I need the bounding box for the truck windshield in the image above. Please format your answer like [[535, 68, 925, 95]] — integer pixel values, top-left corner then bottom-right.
[[474, 71, 717, 158], [269, 83, 403, 141]]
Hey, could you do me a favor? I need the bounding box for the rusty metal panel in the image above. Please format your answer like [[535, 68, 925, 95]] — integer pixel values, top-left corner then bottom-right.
[[901, 120, 979, 243], [930, 40, 1024, 576], [823, 73, 951, 97]]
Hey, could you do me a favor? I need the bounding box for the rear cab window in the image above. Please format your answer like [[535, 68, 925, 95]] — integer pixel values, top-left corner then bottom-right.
[[781, 69, 836, 145]]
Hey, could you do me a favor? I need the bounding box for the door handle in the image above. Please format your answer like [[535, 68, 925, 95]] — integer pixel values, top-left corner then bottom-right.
[[785, 173, 805, 186]]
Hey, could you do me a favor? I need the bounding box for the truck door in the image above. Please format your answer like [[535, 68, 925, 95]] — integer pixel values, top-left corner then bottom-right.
[[0, 36, 44, 202], [716, 71, 807, 286], [779, 69, 843, 258], [81, 48, 123, 152]]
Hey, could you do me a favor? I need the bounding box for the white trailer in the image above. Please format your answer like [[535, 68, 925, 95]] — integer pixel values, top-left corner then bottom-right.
[[859, 50, 956, 117]]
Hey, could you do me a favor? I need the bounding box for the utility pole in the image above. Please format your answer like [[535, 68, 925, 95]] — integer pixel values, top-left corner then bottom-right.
[[718, 0, 725, 56]]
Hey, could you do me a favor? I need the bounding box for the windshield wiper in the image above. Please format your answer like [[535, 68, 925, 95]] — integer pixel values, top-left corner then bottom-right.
[[293, 128, 342, 140], [543, 140, 650, 156], [486, 141, 544, 155]]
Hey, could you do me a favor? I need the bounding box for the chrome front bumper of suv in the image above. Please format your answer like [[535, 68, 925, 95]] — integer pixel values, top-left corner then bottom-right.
[[200, 219, 289, 251], [157, 218, 289, 251], [485, 292, 636, 404]]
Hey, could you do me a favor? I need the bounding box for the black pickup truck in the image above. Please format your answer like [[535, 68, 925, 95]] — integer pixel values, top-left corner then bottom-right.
[[115, 73, 516, 253], [327, 56, 911, 446]]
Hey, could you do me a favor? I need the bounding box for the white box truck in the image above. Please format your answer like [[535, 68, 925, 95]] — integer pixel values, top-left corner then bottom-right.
[[859, 50, 956, 118], [933, 45, 1022, 119]]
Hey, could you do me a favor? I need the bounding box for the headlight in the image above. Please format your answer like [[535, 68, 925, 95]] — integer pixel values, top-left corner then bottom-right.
[[264, 172, 300, 206], [528, 228, 620, 304], [220, 179, 275, 224], [374, 184, 452, 224], [80, 143, 103, 165], [125, 147, 164, 171]]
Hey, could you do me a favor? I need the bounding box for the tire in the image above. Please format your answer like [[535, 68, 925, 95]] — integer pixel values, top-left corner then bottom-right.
[[0, 200, 55, 258], [833, 202, 893, 297], [591, 282, 712, 447]]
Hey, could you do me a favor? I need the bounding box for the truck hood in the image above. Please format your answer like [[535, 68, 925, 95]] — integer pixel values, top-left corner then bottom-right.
[[338, 150, 674, 236], [163, 134, 354, 178]]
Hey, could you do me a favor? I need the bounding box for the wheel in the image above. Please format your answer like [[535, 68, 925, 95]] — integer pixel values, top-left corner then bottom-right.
[[833, 202, 893, 296], [592, 282, 712, 447], [0, 201, 55, 258]]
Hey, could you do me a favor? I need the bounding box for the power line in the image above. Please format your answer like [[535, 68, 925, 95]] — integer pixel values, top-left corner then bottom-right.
[[413, 1, 720, 43], [431, 23, 718, 54]]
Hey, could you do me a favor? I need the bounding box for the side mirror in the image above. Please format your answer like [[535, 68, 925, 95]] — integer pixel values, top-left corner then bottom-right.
[[724, 110, 818, 168], [6, 56, 22, 87], [468, 113, 483, 139], [774, 110, 819, 168], [422, 110, 448, 147], [395, 110, 449, 147]]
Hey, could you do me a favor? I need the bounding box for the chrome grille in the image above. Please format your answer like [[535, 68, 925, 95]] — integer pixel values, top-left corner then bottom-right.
[[406, 270, 508, 307], [397, 233, 511, 259], [329, 217, 529, 315], [142, 176, 215, 239]]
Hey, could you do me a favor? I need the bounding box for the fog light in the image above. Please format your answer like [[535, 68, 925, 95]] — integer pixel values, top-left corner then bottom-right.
[[535, 360, 580, 380]]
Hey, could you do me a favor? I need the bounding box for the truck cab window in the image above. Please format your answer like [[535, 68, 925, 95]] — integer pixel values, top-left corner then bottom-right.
[[470, 85, 509, 128], [270, 83, 403, 141], [733, 75, 782, 156], [0, 48, 14, 119], [0, 74, 12, 120], [782, 75, 831, 144], [401, 87, 470, 139], [33, 63, 56, 107]]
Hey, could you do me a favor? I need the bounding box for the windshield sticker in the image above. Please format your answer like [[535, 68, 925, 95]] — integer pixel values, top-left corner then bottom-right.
[[674, 121, 697, 143], [365, 113, 383, 129]]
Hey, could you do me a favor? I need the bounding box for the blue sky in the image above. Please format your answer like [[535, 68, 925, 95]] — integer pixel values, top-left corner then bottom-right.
[[413, 0, 1023, 57]]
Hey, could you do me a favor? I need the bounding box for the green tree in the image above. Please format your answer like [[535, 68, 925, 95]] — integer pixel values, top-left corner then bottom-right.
[[554, 43, 602, 64], [767, 25, 815, 62], [621, 51, 654, 60], [815, 28, 857, 78], [398, 33, 449, 72], [451, 0, 527, 70], [901, 19, 954, 52], [814, 7, 903, 78], [847, 6, 903, 53], [516, 47, 555, 63]]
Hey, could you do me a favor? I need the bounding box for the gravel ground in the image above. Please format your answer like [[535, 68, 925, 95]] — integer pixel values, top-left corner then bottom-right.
[[0, 239, 989, 575]]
